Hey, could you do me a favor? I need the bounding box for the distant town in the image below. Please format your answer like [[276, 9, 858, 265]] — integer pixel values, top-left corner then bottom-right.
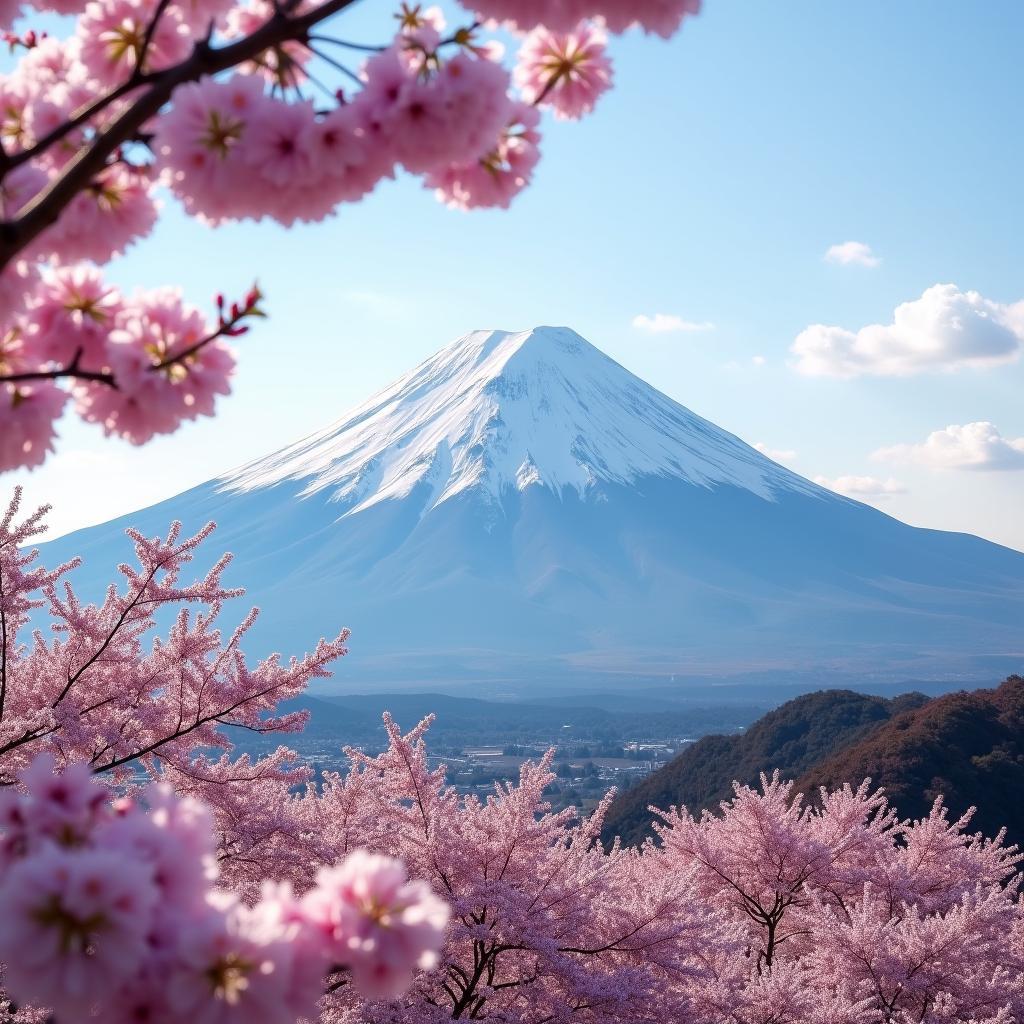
[[233, 691, 766, 814]]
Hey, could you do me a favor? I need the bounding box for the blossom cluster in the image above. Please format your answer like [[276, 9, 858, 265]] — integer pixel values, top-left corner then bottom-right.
[[0, 268, 258, 470], [0, 754, 450, 1024], [0, 0, 702, 471], [151, 48, 517, 225]]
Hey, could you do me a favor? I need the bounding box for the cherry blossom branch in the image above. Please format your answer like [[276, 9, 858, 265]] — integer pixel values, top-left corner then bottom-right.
[[137, 0, 176, 71], [0, 723, 59, 763], [52, 560, 165, 708], [0, 0, 187, 176], [0, 75, 153, 173], [91, 634, 344, 775], [153, 285, 264, 369], [0, 285, 263, 390], [91, 697, 274, 774], [0, 351, 118, 388], [0, 0, 363, 270]]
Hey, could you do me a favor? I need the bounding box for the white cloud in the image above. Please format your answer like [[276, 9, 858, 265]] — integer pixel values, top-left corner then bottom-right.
[[753, 442, 797, 463], [632, 313, 715, 334], [813, 475, 906, 500], [873, 422, 1024, 471], [824, 241, 880, 268], [791, 284, 1024, 378], [723, 355, 767, 371]]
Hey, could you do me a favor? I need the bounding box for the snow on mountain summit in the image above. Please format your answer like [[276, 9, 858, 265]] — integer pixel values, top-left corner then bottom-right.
[[220, 326, 821, 512]]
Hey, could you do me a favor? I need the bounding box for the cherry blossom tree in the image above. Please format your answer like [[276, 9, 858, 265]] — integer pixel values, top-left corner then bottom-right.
[[0, 486, 348, 788], [657, 774, 1024, 1022], [0, 0, 702, 470]]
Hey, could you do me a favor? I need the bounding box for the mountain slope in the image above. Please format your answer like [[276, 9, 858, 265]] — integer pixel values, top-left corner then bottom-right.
[[600, 689, 930, 847], [796, 676, 1024, 846], [36, 327, 1024, 693]]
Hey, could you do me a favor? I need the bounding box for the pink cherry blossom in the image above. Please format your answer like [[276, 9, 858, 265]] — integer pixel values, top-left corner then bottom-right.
[[153, 73, 267, 222], [306, 102, 383, 206], [225, 0, 310, 87], [105, 972, 180, 1024], [174, 0, 236, 33], [601, 0, 702, 37], [97, 786, 217, 908], [0, 162, 46, 219], [26, 265, 123, 367], [167, 894, 304, 1024], [12, 35, 87, 92], [427, 101, 541, 210], [357, 46, 511, 176], [74, 287, 234, 443], [0, 311, 32, 380], [0, 258, 39, 319], [515, 22, 613, 120], [0, 381, 66, 470], [0, 0, 21, 30], [41, 164, 158, 263], [0, 846, 158, 1016], [0, 754, 107, 861], [27, 0, 89, 13], [0, 79, 31, 153], [237, 96, 318, 189], [249, 883, 334, 1019], [77, 0, 192, 87], [303, 850, 450, 999]]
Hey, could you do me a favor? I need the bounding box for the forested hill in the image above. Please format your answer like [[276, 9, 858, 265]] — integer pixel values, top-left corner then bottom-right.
[[797, 675, 1024, 846], [600, 688, 930, 848]]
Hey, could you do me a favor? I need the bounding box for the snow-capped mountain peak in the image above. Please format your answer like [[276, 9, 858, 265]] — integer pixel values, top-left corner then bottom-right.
[[220, 326, 821, 515], [40, 325, 1024, 690]]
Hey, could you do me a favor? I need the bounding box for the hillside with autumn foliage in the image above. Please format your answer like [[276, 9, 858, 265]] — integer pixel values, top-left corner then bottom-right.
[[796, 675, 1024, 845], [600, 688, 928, 846], [603, 680, 1024, 849]]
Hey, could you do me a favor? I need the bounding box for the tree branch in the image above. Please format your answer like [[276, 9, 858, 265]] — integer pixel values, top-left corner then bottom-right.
[[0, 0, 362, 270], [0, 300, 256, 389]]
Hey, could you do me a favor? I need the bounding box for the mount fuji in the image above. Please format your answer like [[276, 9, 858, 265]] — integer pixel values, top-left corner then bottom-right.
[[39, 327, 1024, 694]]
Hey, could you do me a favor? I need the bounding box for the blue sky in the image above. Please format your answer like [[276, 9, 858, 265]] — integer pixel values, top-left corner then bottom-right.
[[10, 0, 1024, 550]]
